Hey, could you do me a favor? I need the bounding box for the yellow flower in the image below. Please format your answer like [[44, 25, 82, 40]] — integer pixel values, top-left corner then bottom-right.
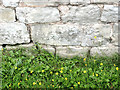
[[15, 66, 17, 69], [65, 78, 67, 80], [101, 70, 103, 72], [96, 74, 98, 77], [60, 70, 63, 73], [33, 82, 36, 85], [83, 58, 86, 61], [39, 82, 41, 85], [114, 64, 116, 66], [70, 70, 72, 72], [74, 85, 76, 87], [61, 67, 63, 70], [93, 73, 94, 76], [18, 83, 20, 86], [94, 36, 96, 38], [55, 72, 58, 75], [9, 84, 11, 87], [52, 85, 54, 87], [100, 63, 103, 65], [71, 87, 73, 89], [85, 64, 87, 66], [2, 48, 3, 51], [50, 71, 53, 74], [78, 82, 80, 85], [52, 79, 54, 81], [30, 70, 33, 73], [42, 70, 44, 73], [83, 70, 86, 73], [48, 85, 49, 87], [26, 78, 27, 81], [116, 67, 119, 71], [94, 60, 96, 63]]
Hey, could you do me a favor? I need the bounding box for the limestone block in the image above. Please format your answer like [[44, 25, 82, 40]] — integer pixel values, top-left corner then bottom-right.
[[0, 46, 2, 50], [91, 0, 118, 4], [38, 44, 55, 55], [31, 23, 112, 46], [70, 0, 90, 5], [56, 46, 90, 58], [6, 43, 34, 50], [2, 0, 19, 7], [0, 23, 30, 44], [90, 44, 119, 57], [16, 7, 60, 23], [111, 23, 119, 46], [6, 43, 36, 56], [101, 5, 118, 22], [0, 7, 15, 22], [20, 0, 69, 7], [0, 0, 2, 5], [61, 5, 100, 23]]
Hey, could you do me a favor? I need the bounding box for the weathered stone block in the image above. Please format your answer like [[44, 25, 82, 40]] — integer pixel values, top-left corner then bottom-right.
[[91, 0, 118, 4], [31, 23, 112, 46], [111, 23, 119, 46], [0, 0, 2, 5], [20, 0, 69, 7], [61, 5, 100, 23], [0, 46, 2, 50], [0, 7, 15, 22], [2, 0, 19, 7], [38, 44, 55, 55], [70, 0, 90, 5], [56, 46, 90, 58], [6, 43, 34, 50], [0, 23, 30, 44], [16, 7, 60, 23], [6, 43, 36, 56], [101, 5, 118, 23], [90, 44, 119, 57]]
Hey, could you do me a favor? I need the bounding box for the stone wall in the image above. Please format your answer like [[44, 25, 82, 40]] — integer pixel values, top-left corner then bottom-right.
[[0, 0, 119, 58]]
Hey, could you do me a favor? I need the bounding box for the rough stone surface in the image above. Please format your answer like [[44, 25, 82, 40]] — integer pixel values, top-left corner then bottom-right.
[[20, 0, 69, 7], [0, 0, 119, 57], [61, 5, 100, 23], [0, 7, 15, 22], [90, 44, 119, 57], [111, 23, 119, 46], [70, 0, 90, 5], [56, 46, 90, 58], [31, 23, 112, 46], [91, 0, 118, 4], [38, 44, 55, 55], [6, 43, 37, 56], [0, 0, 2, 5], [101, 5, 118, 23], [6, 43, 34, 50], [16, 7, 60, 23], [0, 46, 2, 50], [0, 23, 30, 44], [2, 0, 19, 7]]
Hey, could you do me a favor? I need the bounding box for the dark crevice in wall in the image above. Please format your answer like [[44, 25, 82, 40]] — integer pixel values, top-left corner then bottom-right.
[[109, 23, 114, 43], [2, 44, 6, 51], [57, 6, 62, 22], [2, 44, 6, 48], [87, 47, 92, 58], [25, 24, 33, 43], [52, 45, 56, 57], [14, 8, 19, 22], [4, 43, 32, 47]]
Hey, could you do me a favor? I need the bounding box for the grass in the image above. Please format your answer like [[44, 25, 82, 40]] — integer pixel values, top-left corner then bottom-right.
[[1, 45, 120, 89]]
